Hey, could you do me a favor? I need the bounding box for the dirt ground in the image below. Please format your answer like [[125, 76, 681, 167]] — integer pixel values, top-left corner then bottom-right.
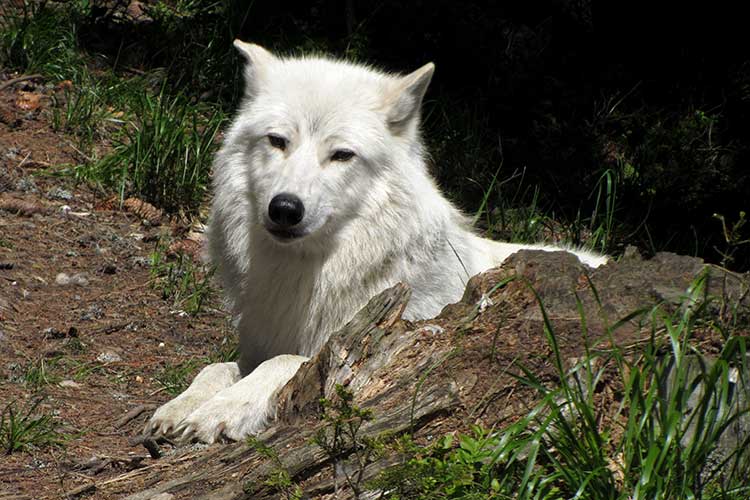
[[0, 74, 234, 498]]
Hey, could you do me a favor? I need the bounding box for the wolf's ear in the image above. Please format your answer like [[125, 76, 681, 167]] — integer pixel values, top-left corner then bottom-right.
[[386, 63, 435, 134], [233, 40, 276, 97]]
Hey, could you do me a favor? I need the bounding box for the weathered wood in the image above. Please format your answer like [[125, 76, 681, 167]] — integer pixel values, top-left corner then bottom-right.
[[120, 283, 462, 500], [276, 282, 412, 421]]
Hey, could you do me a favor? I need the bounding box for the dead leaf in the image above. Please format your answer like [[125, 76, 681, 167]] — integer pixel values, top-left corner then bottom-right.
[[15, 91, 42, 111]]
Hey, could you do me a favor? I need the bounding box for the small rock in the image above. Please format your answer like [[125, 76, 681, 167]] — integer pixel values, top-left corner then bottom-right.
[[97, 351, 122, 363], [47, 187, 73, 201], [126, 1, 152, 23], [55, 272, 89, 286], [42, 327, 66, 339], [59, 379, 81, 389], [131, 256, 151, 267], [81, 304, 103, 321], [4, 146, 21, 160], [15, 91, 42, 111], [100, 263, 117, 275], [420, 324, 445, 335], [15, 177, 38, 193]]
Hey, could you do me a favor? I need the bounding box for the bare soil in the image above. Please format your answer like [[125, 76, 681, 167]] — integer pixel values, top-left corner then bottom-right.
[[0, 74, 233, 499]]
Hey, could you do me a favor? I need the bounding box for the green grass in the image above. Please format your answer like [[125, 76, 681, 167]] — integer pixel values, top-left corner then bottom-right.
[[78, 89, 224, 213], [2, 2, 226, 214], [155, 359, 200, 396], [149, 242, 216, 315], [1, 398, 64, 454], [0, 0, 87, 81], [374, 275, 750, 499], [23, 356, 60, 390]]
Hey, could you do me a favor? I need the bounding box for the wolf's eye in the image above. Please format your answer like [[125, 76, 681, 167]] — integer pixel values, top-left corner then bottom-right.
[[331, 149, 356, 162], [267, 134, 287, 151]]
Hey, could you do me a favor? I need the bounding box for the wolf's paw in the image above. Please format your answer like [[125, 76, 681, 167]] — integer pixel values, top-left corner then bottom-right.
[[175, 394, 270, 443], [144, 362, 240, 438], [174, 354, 309, 443], [146, 396, 197, 437]]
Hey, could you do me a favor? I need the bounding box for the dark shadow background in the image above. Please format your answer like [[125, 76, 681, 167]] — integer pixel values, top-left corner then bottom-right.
[[79, 0, 750, 269]]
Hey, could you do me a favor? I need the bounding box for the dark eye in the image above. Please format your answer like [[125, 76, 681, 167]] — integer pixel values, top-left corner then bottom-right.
[[267, 134, 287, 150], [331, 149, 355, 162]]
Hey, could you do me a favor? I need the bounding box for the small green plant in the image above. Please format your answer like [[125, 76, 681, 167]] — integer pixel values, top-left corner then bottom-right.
[[149, 242, 215, 315], [50, 79, 110, 149], [713, 211, 750, 268], [584, 167, 619, 253], [245, 436, 303, 500], [205, 337, 240, 364], [374, 427, 528, 499], [1, 398, 64, 454], [313, 384, 383, 499], [68, 359, 104, 382], [23, 356, 60, 390], [155, 359, 200, 396]]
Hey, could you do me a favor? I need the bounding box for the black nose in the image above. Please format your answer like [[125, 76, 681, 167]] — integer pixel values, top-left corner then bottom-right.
[[268, 193, 305, 227]]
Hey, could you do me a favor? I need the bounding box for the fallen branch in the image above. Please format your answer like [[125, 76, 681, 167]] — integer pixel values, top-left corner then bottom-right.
[[0, 196, 51, 216], [128, 434, 164, 459], [115, 404, 157, 429], [0, 74, 44, 92]]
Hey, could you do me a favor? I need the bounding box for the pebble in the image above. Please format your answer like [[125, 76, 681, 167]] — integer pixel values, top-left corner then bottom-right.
[[81, 304, 103, 321], [55, 272, 89, 286], [96, 351, 122, 363], [131, 256, 151, 267], [100, 263, 117, 275], [420, 324, 445, 335], [47, 187, 73, 201], [59, 379, 81, 389], [15, 177, 38, 193]]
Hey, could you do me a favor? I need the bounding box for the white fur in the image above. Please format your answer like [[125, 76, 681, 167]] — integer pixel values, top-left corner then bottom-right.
[[146, 42, 607, 443]]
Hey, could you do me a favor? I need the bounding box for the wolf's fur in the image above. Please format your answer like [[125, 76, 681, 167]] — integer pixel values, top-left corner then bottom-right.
[[146, 42, 607, 443]]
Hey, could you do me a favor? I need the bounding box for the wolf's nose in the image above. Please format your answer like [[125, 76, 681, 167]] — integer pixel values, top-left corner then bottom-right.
[[268, 193, 305, 227]]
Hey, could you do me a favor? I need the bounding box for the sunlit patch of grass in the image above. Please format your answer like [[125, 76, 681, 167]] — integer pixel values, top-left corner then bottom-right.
[[149, 241, 215, 315], [23, 356, 60, 390], [81, 90, 225, 214], [155, 359, 200, 396], [1, 398, 65, 454]]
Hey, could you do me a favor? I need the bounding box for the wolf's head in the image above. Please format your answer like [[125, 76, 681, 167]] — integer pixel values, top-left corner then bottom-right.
[[225, 41, 435, 249]]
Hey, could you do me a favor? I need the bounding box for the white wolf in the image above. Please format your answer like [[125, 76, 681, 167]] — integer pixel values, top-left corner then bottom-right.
[[146, 41, 607, 443]]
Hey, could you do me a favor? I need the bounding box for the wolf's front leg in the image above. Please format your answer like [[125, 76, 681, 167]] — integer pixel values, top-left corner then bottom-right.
[[146, 362, 241, 437], [175, 354, 308, 443]]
